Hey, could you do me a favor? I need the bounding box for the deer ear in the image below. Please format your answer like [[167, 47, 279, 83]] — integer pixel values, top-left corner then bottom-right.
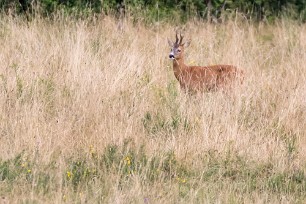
[[183, 40, 191, 48], [167, 38, 173, 47]]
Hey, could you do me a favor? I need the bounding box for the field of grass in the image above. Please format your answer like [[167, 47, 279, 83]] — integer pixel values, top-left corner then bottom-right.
[[0, 13, 306, 203]]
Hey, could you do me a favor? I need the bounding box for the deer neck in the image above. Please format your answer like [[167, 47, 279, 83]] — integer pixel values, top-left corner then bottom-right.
[[173, 58, 186, 81]]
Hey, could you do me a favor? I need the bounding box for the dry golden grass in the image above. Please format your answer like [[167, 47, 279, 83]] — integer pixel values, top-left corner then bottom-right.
[[0, 13, 305, 203]]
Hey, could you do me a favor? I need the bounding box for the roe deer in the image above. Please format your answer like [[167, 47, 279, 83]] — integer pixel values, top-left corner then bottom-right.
[[168, 32, 244, 92]]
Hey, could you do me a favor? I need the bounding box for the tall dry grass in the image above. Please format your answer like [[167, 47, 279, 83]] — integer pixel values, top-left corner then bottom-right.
[[0, 13, 306, 203]]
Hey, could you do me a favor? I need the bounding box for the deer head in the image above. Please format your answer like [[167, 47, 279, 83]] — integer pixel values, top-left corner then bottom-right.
[[168, 31, 191, 60]]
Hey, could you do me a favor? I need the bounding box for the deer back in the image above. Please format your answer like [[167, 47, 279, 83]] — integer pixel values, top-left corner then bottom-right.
[[179, 64, 243, 91]]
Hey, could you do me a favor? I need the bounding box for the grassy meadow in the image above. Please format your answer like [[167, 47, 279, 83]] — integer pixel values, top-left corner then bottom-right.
[[0, 13, 306, 203]]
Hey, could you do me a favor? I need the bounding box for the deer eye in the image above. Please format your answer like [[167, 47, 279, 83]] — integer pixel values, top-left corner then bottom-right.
[[177, 49, 181, 52]]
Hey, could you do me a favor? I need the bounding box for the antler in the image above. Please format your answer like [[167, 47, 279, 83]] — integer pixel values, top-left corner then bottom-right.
[[179, 32, 184, 45], [175, 30, 179, 44], [174, 29, 185, 45]]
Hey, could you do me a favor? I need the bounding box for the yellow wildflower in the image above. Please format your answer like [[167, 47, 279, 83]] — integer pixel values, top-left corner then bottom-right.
[[124, 156, 131, 166], [27, 169, 31, 173], [176, 176, 187, 184], [67, 171, 73, 179]]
